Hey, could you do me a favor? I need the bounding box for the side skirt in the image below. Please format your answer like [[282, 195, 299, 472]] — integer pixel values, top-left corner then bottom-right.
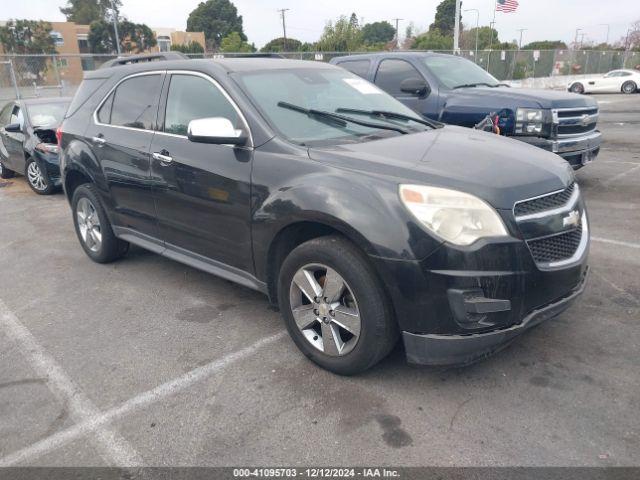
[[113, 226, 267, 294]]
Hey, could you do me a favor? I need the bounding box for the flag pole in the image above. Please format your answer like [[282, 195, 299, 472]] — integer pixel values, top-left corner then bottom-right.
[[487, 0, 498, 71]]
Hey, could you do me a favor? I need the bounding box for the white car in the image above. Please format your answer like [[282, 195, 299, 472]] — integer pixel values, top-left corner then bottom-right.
[[568, 69, 640, 94]]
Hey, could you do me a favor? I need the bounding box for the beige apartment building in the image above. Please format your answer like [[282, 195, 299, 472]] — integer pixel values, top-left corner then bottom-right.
[[0, 20, 205, 89]]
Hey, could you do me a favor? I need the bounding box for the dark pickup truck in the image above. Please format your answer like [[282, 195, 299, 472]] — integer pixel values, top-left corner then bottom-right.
[[331, 52, 602, 169]]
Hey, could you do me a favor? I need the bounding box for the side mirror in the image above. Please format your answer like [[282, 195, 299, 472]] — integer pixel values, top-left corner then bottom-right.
[[400, 77, 430, 97], [187, 117, 247, 145], [4, 123, 21, 133]]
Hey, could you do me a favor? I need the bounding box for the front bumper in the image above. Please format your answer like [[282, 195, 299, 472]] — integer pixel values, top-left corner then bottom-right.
[[516, 130, 602, 169], [402, 268, 588, 366]]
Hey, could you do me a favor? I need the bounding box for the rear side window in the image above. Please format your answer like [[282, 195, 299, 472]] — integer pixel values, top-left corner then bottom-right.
[[107, 74, 162, 130], [163, 74, 239, 136], [374, 59, 423, 96], [66, 77, 107, 118], [338, 60, 371, 78]]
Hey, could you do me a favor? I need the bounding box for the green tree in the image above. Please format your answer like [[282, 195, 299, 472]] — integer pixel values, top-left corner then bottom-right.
[[219, 31, 254, 53], [88, 19, 157, 53], [171, 41, 205, 54], [361, 21, 395, 45], [521, 40, 567, 50], [187, 0, 246, 49], [317, 15, 363, 52], [462, 27, 498, 50], [0, 20, 56, 81], [60, 0, 122, 24], [412, 30, 453, 50], [429, 0, 460, 36], [261, 37, 303, 52]]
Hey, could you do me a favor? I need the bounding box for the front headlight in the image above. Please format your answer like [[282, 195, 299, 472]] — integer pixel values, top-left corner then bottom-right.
[[515, 107, 544, 135], [399, 185, 508, 246]]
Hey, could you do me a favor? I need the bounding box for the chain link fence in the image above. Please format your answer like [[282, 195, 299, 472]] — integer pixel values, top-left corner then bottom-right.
[[1, 50, 639, 102]]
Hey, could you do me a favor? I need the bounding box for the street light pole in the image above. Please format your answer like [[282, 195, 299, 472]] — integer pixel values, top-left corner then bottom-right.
[[111, 0, 121, 55], [393, 18, 403, 50], [517, 28, 527, 50], [599, 24, 610, 45], [463, 9, 479, 59]]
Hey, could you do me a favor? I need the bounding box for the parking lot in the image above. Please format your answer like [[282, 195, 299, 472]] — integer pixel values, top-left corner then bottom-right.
[[0, 93, 638, 467]]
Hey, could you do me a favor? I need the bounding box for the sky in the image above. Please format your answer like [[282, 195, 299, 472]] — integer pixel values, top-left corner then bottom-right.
[[5, 0, 639, 48]]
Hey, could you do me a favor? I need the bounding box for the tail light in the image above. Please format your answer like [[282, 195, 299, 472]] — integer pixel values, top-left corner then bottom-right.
[[56, 126, 63, 147]]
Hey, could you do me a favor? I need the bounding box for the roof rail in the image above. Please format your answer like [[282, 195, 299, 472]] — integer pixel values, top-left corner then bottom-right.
[[99, 52, 189, 69], [217, 53, 286, 59]]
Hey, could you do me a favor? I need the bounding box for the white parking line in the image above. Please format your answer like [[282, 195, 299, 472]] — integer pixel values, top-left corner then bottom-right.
[[0, 298, 143, 466], [0, 320, 287, 467], [592, 236, 640, 249]]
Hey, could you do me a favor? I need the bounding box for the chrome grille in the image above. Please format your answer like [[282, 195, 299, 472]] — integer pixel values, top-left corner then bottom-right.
[[514, 183, 575, 217], [553, 107, 599, 138], [528, 225, 583, 263], [513, 183, 588, 269]]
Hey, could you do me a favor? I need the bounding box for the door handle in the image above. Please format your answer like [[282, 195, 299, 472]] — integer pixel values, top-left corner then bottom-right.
[[92, 136, 106, 145], [152, 151, 173, 164]]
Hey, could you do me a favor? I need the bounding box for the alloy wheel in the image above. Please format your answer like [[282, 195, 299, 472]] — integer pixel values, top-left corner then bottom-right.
[[27, 161, 47, 191], [76, 197, 102, 253], [289, 263, 361, 356]]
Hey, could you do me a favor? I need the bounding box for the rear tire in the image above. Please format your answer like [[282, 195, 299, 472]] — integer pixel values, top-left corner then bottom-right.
[[25, 158, 55, 195], [569, 82, 585, 94], [0, 161, 15, 179], [622, 81, 637, 94], [71, 184, 129, 263], [278, 235, 398, 375]]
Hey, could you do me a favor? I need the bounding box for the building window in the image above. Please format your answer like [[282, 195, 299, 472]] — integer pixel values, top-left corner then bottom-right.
[[50, 31, 64, 46]]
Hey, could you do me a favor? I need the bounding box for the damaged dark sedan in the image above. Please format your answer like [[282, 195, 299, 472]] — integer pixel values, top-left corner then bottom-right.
[[0, 97, 70, 195]]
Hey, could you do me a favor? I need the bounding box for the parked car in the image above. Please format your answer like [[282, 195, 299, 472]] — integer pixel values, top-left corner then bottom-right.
[[0, 97, 70, 194], [331, 52, 602, 169], [59, 55, 589, 374], [568, 69, 640, 94]]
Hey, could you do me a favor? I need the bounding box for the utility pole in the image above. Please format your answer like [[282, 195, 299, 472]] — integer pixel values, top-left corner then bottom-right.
[[392, 18, 403, 50], [517, 28, 527, 50], [464, 9, 480, 60], [111, 0, 121, 55], [278, 8, 290, 52], [453, 0, 461, 53]]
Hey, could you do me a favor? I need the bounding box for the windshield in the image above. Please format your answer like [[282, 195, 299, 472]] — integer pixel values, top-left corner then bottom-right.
[[423, 56, 500, 89], [26, 102, 69, 128], [235, 68, 429, 146]]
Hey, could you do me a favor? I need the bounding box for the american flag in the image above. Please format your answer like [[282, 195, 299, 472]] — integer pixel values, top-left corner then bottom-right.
[[496, 0, 519, 13]]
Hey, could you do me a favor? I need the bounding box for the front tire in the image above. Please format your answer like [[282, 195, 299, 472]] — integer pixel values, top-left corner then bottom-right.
[[569, 82, 585, 94], [25, 158, 55, 195], [0, 161, 15, 179], [622, 81, 637, 94], [278, 235, 398, 375], [71, 184, 129, 263]]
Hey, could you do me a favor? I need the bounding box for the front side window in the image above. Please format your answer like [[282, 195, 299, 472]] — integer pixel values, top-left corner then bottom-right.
[[423, 55, 500, 89], [375, 59, 424, 96], [164, 74, 240, 136], [107, 74, 162, 130], [236, 68, 428, 146]]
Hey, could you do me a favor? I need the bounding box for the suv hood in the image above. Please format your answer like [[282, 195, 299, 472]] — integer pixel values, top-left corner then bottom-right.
[[308, 126, 574, 210], [446, 86, 598, 110]]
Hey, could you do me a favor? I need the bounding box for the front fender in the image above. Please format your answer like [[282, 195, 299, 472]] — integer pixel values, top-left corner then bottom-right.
[[250, 149, 441, 283]]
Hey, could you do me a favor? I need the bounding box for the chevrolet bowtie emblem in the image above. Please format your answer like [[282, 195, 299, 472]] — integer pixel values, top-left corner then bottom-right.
[[563, 210, 581, 228]]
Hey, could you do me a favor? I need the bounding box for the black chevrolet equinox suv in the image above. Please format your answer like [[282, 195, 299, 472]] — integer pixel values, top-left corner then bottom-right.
[[59, 54, 589, 374]]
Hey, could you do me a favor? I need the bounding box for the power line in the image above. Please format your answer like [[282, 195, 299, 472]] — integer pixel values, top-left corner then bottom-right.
[[278, 8, 290, 51]]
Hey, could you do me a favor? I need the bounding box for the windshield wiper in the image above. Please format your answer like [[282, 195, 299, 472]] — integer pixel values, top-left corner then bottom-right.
[[277, 101, 409, 134], [453, 82, 498, 89], [335, 108, 442, 129]]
